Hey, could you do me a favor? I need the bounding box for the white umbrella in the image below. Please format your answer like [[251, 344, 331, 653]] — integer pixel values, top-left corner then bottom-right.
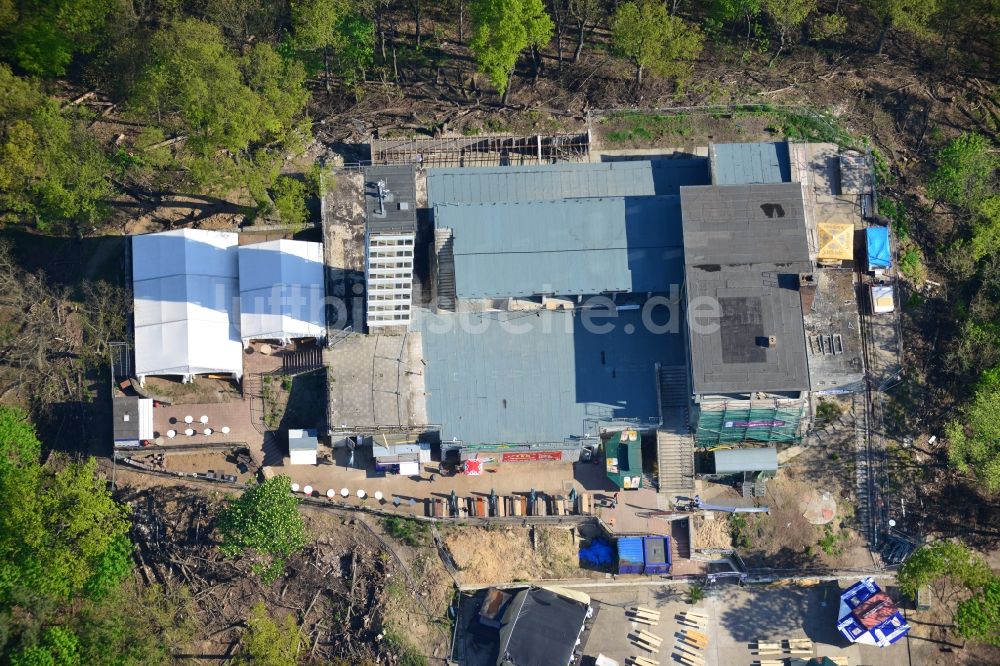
[[326, 489, 335, 498], [291, 483, 300, 492], [356, 489, 366, 499], [221, 426, 231, 434], [166, 430, 176, 438], [200, 415, 208, 424], [340, 488, 349, 497], [303, 485, 313, 495], [184, 415, 193, 424], [203, 428, 213, 435], [184, 428, 195, 436], [374, 491, 384, 501]]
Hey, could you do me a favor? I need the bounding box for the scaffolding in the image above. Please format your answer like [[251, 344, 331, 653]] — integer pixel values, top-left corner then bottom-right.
[[694, 399, 805, 447], [369, 132, 590, 168]]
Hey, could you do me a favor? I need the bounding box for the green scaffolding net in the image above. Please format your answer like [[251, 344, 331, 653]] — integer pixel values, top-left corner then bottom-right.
[[695, 403, 804, 447]]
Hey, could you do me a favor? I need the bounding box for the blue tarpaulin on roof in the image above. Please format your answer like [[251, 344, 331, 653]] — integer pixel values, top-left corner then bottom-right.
[[866, 227, 891, 269]]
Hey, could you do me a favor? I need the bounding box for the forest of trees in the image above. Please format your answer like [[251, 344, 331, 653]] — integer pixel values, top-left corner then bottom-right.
[[0, 0, 997, 662]]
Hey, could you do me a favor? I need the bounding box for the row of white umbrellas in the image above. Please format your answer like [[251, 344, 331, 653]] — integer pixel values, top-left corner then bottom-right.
[[165, 425, 231, 438], [291, 484, 384, 502]]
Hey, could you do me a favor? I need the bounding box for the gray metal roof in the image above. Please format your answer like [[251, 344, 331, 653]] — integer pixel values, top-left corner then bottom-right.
[[710, 142, 791, 185], [713, 447, 779, 473], [417, 307, 685, 445], [681, 184, 811, 394], [435, 196, 684, 298], [364, 165, 417, 234], [426, 161, 657, 204], [113, 397, 140, 440], [288, 428, 318, 452]]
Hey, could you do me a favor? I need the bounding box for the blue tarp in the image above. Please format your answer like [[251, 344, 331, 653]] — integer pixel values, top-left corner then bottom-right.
[[866, 227, 891, 269], [579, 539, 615, 568], [617, 537, 645, 574], [837, 578, 910, 647]]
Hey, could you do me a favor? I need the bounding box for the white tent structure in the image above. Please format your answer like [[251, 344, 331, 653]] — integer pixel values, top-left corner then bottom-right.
[[238, 239, 325, 346], [132, 229, 243, 385]]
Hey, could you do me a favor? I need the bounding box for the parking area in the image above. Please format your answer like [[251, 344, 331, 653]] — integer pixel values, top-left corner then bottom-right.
[[580, 581, 911, 666]]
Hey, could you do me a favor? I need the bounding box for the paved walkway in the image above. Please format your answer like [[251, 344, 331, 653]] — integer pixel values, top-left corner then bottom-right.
[[264, 449, 671, 533]]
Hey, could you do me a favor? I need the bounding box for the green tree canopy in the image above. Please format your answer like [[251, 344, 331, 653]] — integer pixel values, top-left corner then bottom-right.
[[897, 540, 993, 598], [865, 0, 941, 53], [233, 602, 302, 666], [928, 133, 998, 212], [945, 366, 1000, 491], [955, 576, 1000, 646], [0, 64, 113, 232], [217, 476, 308, 583], [762, 0, 816, 55], [0, 0, 114, 77], [470, 0, 554, 100], [129, 19, 309, 211], [611, 0, 704, 89], [0, 406, 132, 610]]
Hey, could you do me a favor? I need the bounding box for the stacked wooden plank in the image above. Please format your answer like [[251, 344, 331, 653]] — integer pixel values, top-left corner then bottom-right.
[[626, 656, 658, 666], [751, 640, 782, 657], [786, 638, 814, 656], [674, 625, 709, 666], [678, 609, 709, 629], [627, 606, 661, 626]]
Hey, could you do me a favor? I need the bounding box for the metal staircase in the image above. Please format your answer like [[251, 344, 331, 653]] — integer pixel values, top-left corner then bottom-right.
[[433, 228, 456, 312]]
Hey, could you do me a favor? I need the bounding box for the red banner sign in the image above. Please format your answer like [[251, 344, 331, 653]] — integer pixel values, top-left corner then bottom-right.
[[501, 450, 563, 462]]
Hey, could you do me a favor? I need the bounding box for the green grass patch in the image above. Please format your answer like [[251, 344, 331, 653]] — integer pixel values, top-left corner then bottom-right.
[[729, 514, 752, 549], [817, 524, 848, 557], [603, 111, 692, 144], [383, 517, 430, 548], [899, 247, 924, 280], [816, 399, 843, 424], [878, 197, 910, 240], [773, 109, 852, 145]]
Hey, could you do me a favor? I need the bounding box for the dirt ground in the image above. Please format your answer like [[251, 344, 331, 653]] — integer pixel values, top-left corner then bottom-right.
[[708, 438, 869, 570], [440, 525, 587, 584], [692, 514, 733, 550], [142, 375, 242, 404]]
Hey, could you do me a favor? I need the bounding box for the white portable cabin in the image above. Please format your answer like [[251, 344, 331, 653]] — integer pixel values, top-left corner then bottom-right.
[[288, 428, 319, 465], [870, 284, 895, 314]]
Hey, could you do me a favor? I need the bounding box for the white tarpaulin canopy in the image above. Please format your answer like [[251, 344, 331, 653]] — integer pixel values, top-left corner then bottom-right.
[[238, 239, 325, 345], [132, 229, 243, 384]]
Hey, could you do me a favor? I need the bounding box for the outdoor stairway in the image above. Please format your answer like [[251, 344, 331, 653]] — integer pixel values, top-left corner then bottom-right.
[[433, 228, 456, 312], [671, 518, 691, 560], [282, 346, 322, 374], [658, 365, 689, 409], [657, 426, 695, 499]]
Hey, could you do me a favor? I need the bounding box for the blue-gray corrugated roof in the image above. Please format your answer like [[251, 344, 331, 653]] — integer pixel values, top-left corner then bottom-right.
[[710, 142, 791, 185], [426, 162, 657, 204], [435, 196, 683, 298], [416, 307, 685, 445]]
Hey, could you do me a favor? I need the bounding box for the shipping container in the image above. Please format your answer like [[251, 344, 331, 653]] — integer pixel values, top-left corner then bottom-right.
[[643, 536, 672, 575], [617, 537, 645, 574]]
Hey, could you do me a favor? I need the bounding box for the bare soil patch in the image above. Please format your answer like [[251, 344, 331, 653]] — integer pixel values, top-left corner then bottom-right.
[[441, 525, 589, 584]]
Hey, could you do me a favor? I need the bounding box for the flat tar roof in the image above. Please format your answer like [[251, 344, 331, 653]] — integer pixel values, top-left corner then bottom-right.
[[364, 165, 417, 234], [681, 183, 811, 394], [435, 196, 684, 298], [417, 307, 684, 444]]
